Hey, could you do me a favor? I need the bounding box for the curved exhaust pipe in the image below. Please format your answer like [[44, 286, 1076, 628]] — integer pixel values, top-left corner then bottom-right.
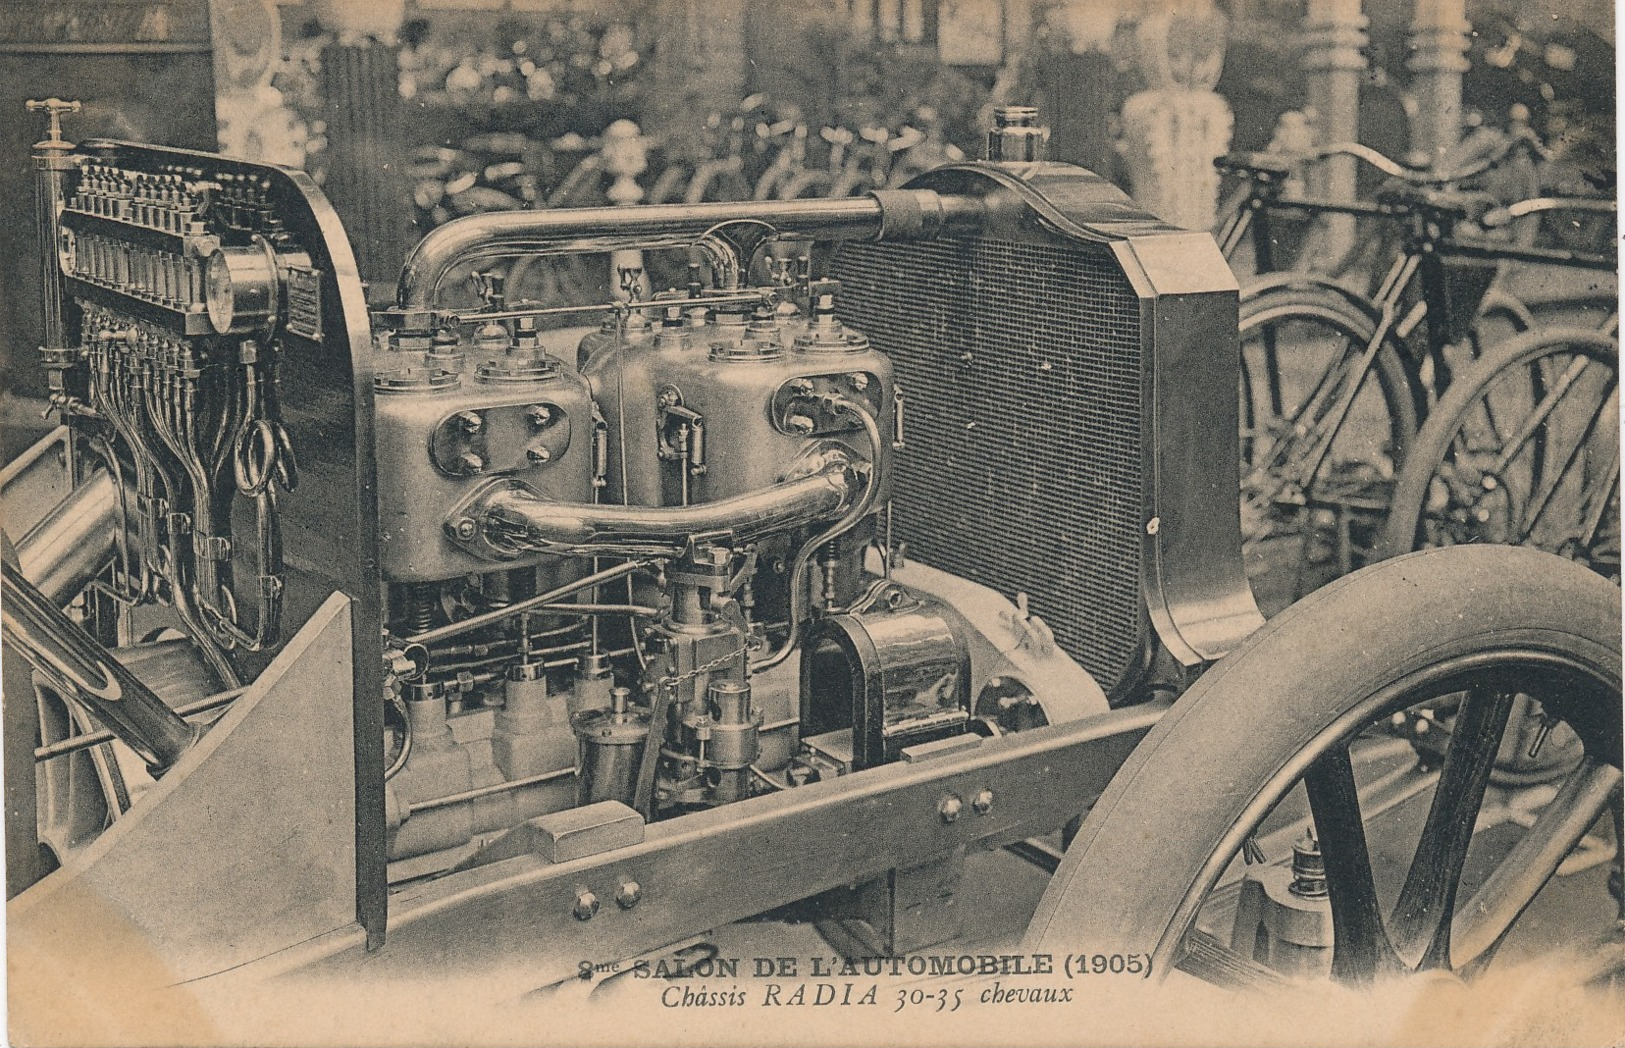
[[467, 454, 861, 559]]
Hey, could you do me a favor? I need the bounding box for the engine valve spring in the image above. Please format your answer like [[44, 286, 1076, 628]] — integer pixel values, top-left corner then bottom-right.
[[397, 581, 440, 634]]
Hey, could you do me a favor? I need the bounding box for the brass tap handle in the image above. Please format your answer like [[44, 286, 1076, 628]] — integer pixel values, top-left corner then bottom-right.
[[27, 98, 81, 144]]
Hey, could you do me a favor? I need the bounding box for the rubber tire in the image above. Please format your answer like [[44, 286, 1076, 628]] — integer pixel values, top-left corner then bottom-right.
[[1024, 545, 1622, 979], [1375, 327, 1620, 562]]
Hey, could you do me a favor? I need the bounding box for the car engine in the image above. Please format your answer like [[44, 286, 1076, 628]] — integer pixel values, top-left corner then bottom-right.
[[6, 106, 1258, 979]]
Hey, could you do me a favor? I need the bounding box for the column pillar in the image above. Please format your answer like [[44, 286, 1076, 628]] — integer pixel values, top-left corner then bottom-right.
[[1300, 0, 1367, 202], [1408, 0, 1471, 165], [307, 1, 412, 303], [318, 38, 413, 302]]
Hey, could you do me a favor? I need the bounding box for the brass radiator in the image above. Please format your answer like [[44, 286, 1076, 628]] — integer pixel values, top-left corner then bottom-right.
[[833, 162, 1262, 698], [835, 236, 1146, 691]]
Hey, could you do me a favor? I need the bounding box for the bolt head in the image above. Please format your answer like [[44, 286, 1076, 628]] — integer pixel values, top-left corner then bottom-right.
[[527, 445, 552, 464], [938, 794, 963, 824], [456, 410, 484, 435], [573, 889, 600, 921], [616, 880, 642, 909], [452, 518, 478, 541], [971, 789, 994, 816], [848, 372, 869, 391], [528, 405, 555, 428], [459, 451, 485, 473], [786, 415, 815, 435]]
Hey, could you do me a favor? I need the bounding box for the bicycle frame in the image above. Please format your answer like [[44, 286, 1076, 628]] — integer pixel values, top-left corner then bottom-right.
[[1245, 195, 1617, 506]]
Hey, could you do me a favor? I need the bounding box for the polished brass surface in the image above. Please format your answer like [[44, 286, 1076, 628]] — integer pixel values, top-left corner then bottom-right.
[[374, 359, 595, 582], [802, 580, 972, 769], [395, 191, 987, 311]]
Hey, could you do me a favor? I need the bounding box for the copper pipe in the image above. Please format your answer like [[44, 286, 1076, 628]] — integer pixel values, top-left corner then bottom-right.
[[407, 766, 576, 817], [530, 602, 663, 617], [477, 456, 857, 559], [1, 557, 198, 773], [396, 190, 982, 310], [753, 399, 882, 672]]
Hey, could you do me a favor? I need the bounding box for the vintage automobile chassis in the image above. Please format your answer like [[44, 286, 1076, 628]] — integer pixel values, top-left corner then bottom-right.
[[16, 104, 1608, 1004]]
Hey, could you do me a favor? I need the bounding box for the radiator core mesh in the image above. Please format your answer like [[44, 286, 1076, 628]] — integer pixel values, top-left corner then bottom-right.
[[833, 237, 1146, 691]]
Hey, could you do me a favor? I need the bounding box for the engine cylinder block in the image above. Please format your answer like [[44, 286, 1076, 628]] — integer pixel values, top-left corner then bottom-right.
[[582, 302, 895, 512]]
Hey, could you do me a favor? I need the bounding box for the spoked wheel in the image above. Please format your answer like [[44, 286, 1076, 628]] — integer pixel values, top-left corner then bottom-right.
[[1026, 546, 1622, 989], [1238, 286, 1419, 615], [1376, 327, 1620, 582]]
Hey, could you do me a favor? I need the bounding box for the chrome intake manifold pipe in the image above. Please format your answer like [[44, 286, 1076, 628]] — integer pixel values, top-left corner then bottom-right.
[[468, 451, 863, 559], [394, 190, 982, 311]]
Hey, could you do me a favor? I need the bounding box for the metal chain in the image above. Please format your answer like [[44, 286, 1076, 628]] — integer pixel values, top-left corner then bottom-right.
[[655, 644, 748, 693]]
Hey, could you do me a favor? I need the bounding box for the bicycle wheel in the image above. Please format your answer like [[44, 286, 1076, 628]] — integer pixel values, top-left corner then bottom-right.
[[1027, 545, 1622, 990], [1376, 327, 1619, 580], [1239, 285, 1420, 615]]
